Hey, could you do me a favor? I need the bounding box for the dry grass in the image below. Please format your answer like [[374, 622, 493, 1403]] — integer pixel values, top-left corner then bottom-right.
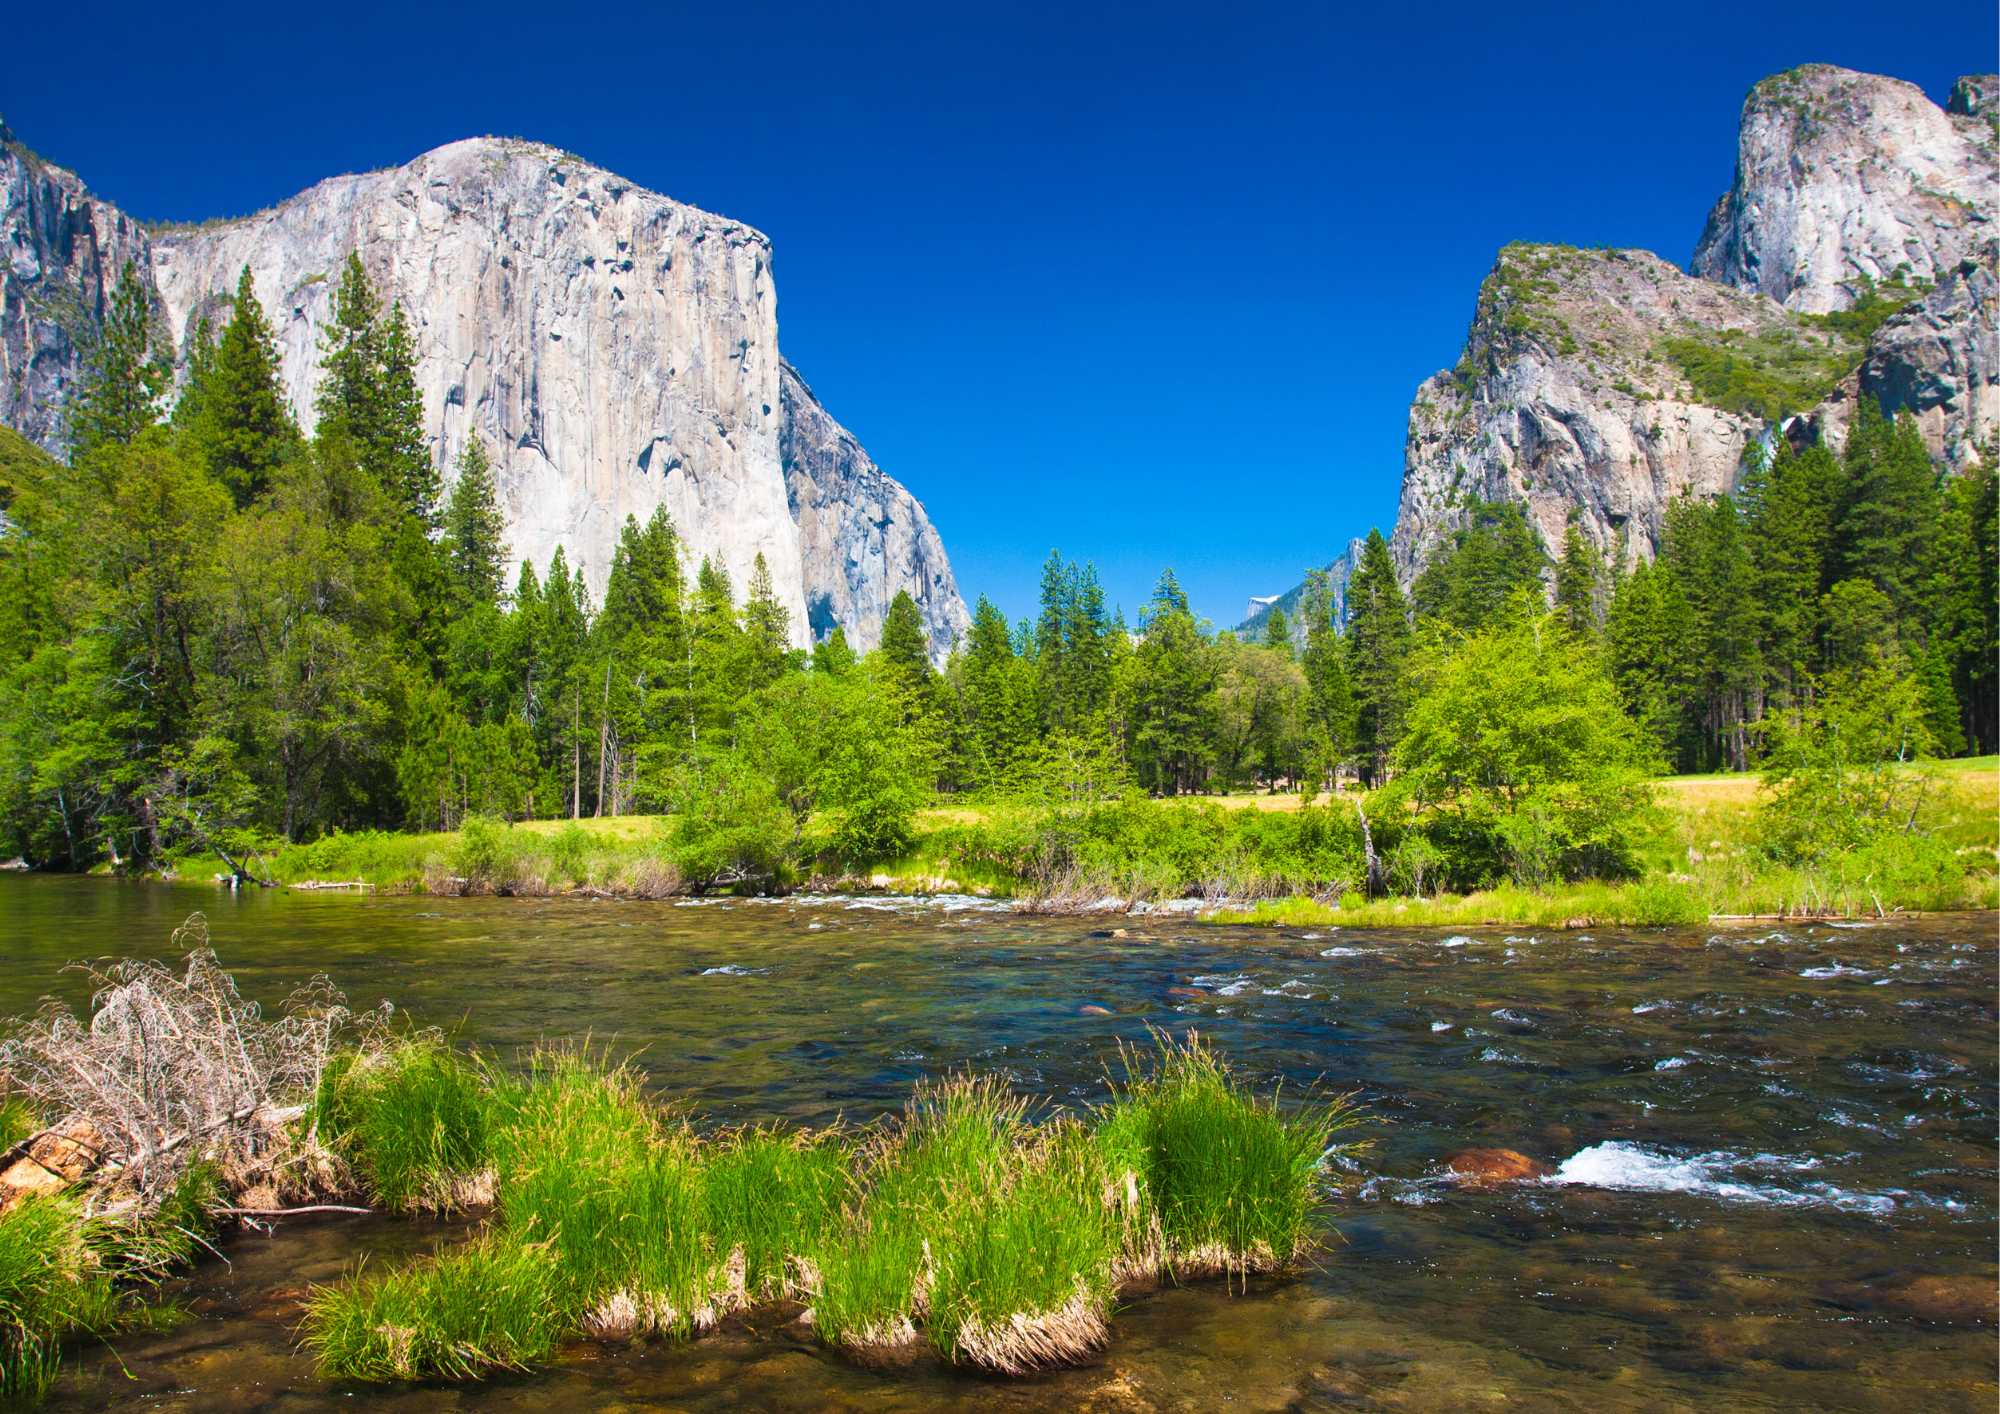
[[0, 916, 374, 1207]]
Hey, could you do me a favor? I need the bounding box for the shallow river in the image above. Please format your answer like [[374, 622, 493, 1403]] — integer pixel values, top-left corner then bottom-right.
[[2, 877, 1993, 1411]]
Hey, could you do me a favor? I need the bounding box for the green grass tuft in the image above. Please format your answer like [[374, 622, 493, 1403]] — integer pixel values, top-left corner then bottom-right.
[[1098, 1032, 1362, 1280], [310, 1038, 493, 1213], [302, 1236, 560, 1381], [700, 1127, 854, 1300], [0, 1197, 121, 1402]]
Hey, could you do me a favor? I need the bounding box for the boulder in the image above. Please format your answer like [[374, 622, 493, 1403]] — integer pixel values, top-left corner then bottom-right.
[[1440, 1147, 1552, 1187]]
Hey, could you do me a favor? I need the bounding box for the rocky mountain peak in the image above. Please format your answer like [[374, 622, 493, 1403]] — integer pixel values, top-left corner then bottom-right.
[[1691, 64, 1996, 314]]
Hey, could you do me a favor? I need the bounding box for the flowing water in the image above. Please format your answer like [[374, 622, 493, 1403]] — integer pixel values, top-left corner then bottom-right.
[[1, 876, 1993, 1411]]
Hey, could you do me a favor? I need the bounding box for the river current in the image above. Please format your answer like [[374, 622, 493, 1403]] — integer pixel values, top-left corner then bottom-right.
[[1, 877, 1993, 1411]]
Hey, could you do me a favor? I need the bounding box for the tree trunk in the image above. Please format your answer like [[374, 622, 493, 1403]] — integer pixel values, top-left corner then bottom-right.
[[596, 660, 611, 817]]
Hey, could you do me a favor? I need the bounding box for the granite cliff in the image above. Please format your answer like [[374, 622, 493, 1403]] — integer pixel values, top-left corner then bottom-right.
[[1389, 64, 1996, 580], [0, 127, 967, 655]]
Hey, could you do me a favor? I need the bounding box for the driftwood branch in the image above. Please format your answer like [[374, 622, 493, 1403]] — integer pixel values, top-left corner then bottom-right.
[[211, 1203, 371, 1217]]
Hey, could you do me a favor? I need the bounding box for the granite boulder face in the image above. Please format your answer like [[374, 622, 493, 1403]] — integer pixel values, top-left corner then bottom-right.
[[1384, 65, 1996, 587], [1691, 65, 1997, 314], [0, 129, 968, 655]]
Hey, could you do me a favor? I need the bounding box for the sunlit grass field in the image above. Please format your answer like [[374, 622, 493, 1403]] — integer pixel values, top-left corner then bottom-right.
[[160, 758, 2000, 925]]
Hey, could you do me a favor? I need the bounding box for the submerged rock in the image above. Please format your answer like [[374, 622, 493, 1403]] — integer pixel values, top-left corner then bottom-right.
[[1864, 1274, 1996, 1327], [1439, 1147, 1552, 1188]]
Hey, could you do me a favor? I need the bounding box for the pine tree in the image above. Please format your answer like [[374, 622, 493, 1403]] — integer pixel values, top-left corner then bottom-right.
[[1743, 441, 1839, 699], [1345, 530, 1410, 785], [537, 548, 592, 816], [1660, 495, 1760, 770], [1604, 558, 1692, 762], [959, 595, 1031, 789], [313, 254, 437, 523], [1261, 606, 1292, 656], [442, 437, 509, 608], [1553, 524, 1602, 637], [813, 626, 856, 676], [375, 302, 438, 526], [1832, 400, 1940, 625], [741, 552, 792, 691], [1032, 550, 1072, 731], [880, 590, 934, 689], [70, 261, 166, 458], [1409, 499, 1546, 631], [1298, 568, 1354, 788], [188, 266, 299, 506], [688, 559, 742, 743], [1127, 569, 1216, 794], [315, 253, 381, 446]]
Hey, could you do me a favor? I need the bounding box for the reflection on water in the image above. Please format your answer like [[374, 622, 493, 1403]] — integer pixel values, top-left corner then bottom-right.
[[2, 877, 1993, 1411]]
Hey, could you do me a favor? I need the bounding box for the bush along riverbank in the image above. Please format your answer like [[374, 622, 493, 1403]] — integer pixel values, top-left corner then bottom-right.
[[0, 926, 1363, 1398], [194, 751, 1999, 930]]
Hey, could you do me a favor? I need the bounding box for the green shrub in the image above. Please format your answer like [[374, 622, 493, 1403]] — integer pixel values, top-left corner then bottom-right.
[[450, 814, 520, 889], [545, 822, 593, 886]]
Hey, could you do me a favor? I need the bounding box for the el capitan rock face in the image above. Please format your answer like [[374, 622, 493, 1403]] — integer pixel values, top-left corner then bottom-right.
[[0, 130, 967, 653], [0, 123, 157, 454], [779, 361, 969, 657]]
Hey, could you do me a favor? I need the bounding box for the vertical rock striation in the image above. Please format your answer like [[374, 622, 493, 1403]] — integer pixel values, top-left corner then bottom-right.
[[149, 138, 806, 629], [0, 122, 157, 453]]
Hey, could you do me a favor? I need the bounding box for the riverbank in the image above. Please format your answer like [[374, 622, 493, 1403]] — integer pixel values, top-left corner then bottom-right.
[[0, 936, 1360, 1397], [140, 759, 2000, 926]]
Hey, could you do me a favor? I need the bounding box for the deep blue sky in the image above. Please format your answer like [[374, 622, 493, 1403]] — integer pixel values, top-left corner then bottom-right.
[[5, 3, 1991, 626]]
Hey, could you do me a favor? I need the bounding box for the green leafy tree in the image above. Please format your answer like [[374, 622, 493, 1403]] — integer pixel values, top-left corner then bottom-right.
[[753, 671, 926, 860], [1386, 610, 1657, 888], [1760, 654, 1936, 864]]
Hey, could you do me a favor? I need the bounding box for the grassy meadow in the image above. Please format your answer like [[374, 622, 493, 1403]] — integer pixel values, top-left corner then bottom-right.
[[159, 758, 2000, 927]]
